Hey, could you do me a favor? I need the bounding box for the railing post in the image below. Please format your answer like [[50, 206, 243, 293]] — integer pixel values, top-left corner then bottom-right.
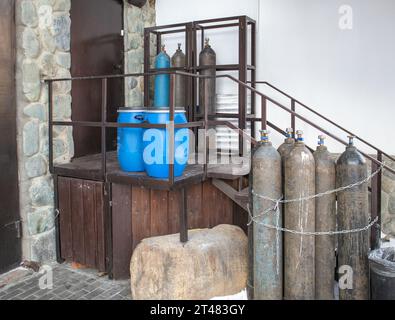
[[48, 81, 54, 173], [238, 16, 248, 156], [169, 74, 175, 185], [261, 96, 267, 130], [180, 187, 188, 243], [101, 78, 108, 180], [371, 151, 382, 249], [291, 99, 296, 134]]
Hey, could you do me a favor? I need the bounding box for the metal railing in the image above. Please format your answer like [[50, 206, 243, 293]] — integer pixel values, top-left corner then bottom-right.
[[45, 69, 394, 248]]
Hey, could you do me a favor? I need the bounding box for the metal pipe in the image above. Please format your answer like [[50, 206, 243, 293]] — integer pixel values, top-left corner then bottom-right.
[[238, 16, 248, 156], [169, 74, 175, 185], [291, 99, 296, 134], [144, 29, 151, 107], [261, 97, 267, 130], [371, 151, 383, 249], [180, 188, 188, 243]]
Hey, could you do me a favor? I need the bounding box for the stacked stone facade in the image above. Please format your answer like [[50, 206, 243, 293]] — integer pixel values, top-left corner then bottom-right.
[[15, 0, 156, 263], [124, 0, 156, 107]]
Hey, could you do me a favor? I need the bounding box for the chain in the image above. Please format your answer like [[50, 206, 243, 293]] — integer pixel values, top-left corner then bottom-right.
[[247, 163, 384, 235], [252, 162, 384, 204], [247, 206, 378, 235]]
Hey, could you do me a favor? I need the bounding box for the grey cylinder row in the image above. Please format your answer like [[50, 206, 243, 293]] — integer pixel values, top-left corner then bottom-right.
[[251, 130, 370, 300]]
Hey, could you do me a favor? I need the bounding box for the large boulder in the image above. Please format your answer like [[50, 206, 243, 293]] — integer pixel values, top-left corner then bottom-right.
[[130, 224, 247, 300]]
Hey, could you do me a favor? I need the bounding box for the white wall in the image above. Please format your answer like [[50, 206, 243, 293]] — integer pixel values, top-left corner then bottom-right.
[[157, 0, 395, 154]]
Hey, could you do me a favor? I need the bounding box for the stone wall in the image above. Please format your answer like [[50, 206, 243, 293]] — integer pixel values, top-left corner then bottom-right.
[[16, 0, 73, 263], [124, 0, 156, 107], [15, 0, 156, 263]]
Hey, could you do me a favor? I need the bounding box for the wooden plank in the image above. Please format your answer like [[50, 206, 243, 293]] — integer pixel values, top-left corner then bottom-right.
[[150, 190, 169, 237], [203, 182, 214, 228], [233, 202, 248, 234], [70, 179, 85, 264], [186, 183, 203, 229], [83, 181, 97, 268], [212, 179, 247, 211], [111, 183, 133, 279], [131, 186, 151, 250], [95, 182, 106, 272], [202, 181, 217, 228], [203, 180, 234, 228], [58, 177, 73, 260], [54, 152, 204, 190], [168, 189, 181, 234]]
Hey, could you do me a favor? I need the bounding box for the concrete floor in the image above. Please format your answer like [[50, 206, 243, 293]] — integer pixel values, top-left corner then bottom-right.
[[0, 263, 131, 300]]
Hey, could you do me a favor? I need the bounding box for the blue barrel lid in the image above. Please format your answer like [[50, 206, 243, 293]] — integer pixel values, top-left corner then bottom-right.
[[118, 107, 146, 113], [146, 107, 186, 113]]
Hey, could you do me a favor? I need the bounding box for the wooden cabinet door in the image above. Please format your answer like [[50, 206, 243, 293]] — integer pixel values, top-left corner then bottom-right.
[[58, 177, 107, 272]]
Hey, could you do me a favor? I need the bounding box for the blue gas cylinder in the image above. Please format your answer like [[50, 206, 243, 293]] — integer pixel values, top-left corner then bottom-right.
[[143, 108, 189, 178], [117, 108, 146, 172], [154, 45, 170, 108]]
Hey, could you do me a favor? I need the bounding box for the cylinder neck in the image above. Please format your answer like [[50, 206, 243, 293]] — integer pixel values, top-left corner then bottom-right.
[[295, 130, 304, 144], [317, 135, 327, 150], [260, 130, 271, 145], [346, 136, 356, 150], [284, 128, 294, 143]]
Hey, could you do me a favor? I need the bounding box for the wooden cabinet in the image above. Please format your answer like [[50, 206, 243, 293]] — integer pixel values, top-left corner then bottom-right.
[[57, 176, 247, 279]]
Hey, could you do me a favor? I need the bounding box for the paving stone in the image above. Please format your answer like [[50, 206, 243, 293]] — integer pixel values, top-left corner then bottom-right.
[[38, 293, 55, 300], [0, 263, 131, 300], [84, 288, 105, 299], [15, 286, 40, 300]]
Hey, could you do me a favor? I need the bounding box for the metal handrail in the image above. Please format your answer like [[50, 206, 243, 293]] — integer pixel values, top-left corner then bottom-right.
[[254, 80, 395, 164], [45, 70, 395, 175], [46, 68, 391, 248]]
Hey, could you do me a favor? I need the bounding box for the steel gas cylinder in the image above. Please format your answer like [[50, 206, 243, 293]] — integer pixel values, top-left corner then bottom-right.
[[284, 130, 316, 300], [171, 43, 186, 108], [313, 135, 336, 300], [199, 38, 216, 115], [336, 136, 369, 300], [252, 130, 283, 300]]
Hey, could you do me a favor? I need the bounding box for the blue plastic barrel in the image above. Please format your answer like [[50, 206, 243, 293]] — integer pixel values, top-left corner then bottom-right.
[[143, 109, 189, 178], [154, 46, 170, 108], [117, 108, 146, 172]]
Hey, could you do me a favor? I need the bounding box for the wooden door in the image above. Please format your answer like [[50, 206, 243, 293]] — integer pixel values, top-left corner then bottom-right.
[[71, 0, 124, 158], [0, 0, 21, 273], [58, 177, 107, 272]]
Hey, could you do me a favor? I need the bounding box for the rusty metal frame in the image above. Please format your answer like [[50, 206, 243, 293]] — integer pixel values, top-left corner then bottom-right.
[[46, 68, 393, 250], [144, 16, 257, 154], [46, 16, 392, 250]]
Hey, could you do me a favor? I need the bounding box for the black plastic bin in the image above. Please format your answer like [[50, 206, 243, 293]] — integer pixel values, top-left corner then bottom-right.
[[369, 247, 395, 300]]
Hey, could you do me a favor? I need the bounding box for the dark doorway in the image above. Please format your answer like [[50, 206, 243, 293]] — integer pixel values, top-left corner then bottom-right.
[[71, 0, 124, 158], [0, 0, 21, 274]]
